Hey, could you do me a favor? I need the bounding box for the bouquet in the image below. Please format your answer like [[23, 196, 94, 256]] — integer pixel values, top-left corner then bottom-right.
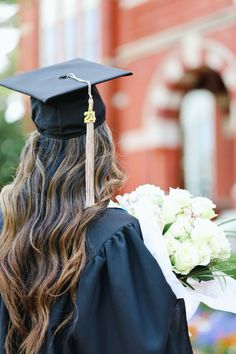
[[116, 185, 236, 319]]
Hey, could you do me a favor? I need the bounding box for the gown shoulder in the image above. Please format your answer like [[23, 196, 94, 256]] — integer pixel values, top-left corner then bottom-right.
[[0, 207, 193, 354], [69, 207, 193, 354], [85, 207, 142, 260]]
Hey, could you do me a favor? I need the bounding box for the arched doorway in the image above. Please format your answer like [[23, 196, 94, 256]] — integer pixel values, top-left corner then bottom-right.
[[120, 38, 236, 209], [180, 89, 215, 198], [176, 67, 233, 208]]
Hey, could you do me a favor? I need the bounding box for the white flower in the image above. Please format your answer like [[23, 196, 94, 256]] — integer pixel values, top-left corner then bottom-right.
[[195, 243, 211, 266], [191, 196, 217, 219], [172, 241, 200, 275], [135, 184, 164, 198], [190, 219, 231, 261], [209, 231, 231, 260], [161, 196, 181, 224], [161, 188, 192, 225], [164, 236, 180, 256], [190, 219, 219, 243], [169, 188, 192, 208], [208, 237, 221, 259], [165, 216, 193, 241], [218, 238, 231, 260], [116, 184, 165, 215], [135, 184, 165, 207]]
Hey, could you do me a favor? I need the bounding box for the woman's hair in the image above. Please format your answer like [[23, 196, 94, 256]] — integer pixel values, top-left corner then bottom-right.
[[0, 123, 125, 354]]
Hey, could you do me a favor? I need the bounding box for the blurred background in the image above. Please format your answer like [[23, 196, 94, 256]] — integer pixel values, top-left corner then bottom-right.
[[1, 0, 236, 353]]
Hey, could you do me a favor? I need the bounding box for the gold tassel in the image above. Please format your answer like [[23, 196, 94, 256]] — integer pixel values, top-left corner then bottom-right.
[[85, 122, 95, 207], [64, 73, 96, 208], [84, 98, 96, 207]]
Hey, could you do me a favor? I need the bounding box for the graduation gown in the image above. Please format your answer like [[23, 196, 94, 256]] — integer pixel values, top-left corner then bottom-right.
[[0, 207, 193, 354]]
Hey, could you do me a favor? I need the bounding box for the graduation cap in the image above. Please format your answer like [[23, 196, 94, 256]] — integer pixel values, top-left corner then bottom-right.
[[0, 58, 132, 207]]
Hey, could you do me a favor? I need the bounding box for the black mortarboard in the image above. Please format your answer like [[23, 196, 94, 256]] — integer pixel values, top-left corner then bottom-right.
[[0, 58, 132, 139], [0, 58, 132, 207]]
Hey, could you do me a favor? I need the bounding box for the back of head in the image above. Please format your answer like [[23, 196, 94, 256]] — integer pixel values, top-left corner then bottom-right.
[[0, 122, 125, 354]]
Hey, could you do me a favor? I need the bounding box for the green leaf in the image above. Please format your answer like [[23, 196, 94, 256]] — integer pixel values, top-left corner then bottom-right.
[[163, 223, 173, 234], [176, 276, 195, 290], [189, 265, 215, 281]]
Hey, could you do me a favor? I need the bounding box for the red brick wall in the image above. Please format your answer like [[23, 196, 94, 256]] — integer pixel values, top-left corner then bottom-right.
[[17, 0, 236, 206], [100, 0, 236, 206], [118, 0, 233, 45], [18, 0, 39, 132], [18, 0, 39, 72]]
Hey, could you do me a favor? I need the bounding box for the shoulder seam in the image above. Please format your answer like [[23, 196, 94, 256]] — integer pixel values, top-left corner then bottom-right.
[[86, 221, 141, 264]]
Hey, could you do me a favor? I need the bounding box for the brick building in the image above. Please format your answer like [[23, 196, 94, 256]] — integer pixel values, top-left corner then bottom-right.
[[18, 0, 236, 208]]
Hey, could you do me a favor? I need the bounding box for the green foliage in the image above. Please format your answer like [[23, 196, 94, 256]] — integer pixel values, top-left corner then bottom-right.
[[176, 257, 236, 290], [219, 257, 236, 279], [0, 109, 24, 189], [0, 0, 24, 190], [0, 0, 18, 28], [0, 0, 17, 4], [0, 84, 24, 189], [163, 222, 173, 234]]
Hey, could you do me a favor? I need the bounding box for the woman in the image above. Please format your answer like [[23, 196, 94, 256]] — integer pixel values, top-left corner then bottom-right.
[[0, 59, 193, 354]]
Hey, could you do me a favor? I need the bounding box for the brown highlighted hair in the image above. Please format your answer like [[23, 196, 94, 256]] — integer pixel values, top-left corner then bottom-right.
[[0, 122, 125, 354]]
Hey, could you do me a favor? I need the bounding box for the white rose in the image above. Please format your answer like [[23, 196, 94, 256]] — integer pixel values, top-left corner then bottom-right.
[[191, 196, 217, 219], [208, 236, 221, 259], [135, 184, 165, 207], [164, 236, 180, 256], [172, 241, 200, 275], [191, 219, 219, 243], [209, 232, 231, 260], [165, 216, 192, 241], [135, 184, 164, 198], [218, 239, 231, 260], [161, 196, 181, 224], [169, 188, 192, 208], [118, 184, 164, 207], [195, 243, 211, 266]]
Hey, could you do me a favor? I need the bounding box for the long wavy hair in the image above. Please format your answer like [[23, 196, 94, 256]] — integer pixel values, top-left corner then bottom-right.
[[0, 122, 125, 354]]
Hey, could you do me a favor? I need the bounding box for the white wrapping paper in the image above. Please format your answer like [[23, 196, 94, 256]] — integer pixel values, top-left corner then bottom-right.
[[109, 199, 236, 320]]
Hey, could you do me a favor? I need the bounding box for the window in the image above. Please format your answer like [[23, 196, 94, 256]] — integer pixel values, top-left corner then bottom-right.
[[40, 0, 101, 66]]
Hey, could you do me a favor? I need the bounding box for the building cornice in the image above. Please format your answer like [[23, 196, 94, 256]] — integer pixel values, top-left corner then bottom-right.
[[116, 6, 236, 64]]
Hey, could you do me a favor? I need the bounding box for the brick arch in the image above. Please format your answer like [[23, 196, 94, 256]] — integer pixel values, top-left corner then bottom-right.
[[120, 37, 236, 153]]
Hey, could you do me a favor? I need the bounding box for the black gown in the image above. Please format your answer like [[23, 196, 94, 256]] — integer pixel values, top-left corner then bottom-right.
[[0, 207, 193, 354]]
